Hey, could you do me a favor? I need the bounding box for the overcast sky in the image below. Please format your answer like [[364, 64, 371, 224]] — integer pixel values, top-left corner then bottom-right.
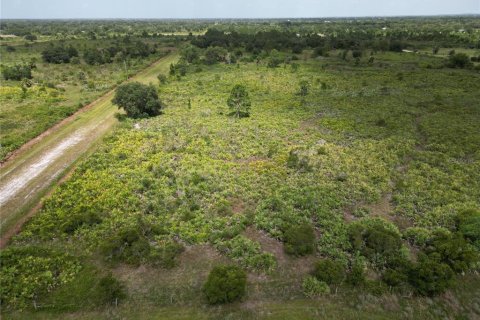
[[1, 0, 479, 19]]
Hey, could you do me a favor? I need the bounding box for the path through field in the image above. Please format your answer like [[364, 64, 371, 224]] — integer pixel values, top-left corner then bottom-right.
[[0, 53, 178, 247]]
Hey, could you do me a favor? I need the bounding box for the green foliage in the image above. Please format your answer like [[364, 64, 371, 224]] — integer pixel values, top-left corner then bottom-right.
[[203, 265, 247, 304], [216, 235, 276, 272], [226, 84, 251, 117], [157, 73, 167, 84], [302, 276, 330, 297], [0, 247, 81, 309], [426, 231, 478, 273], [283, 223, 315, 256], [1, 63, 33, 80], [348, 218, 403, 268], [267, 50, 283, 68], [42, 45, 78, 64], [346, 257, 366, 286], [112, 82, 163, 118], [408, 255, 454, 296], [456, 209, 480, 249], [298, 80, 309, 97], [446, 53, 473, 69], [181, 45, 201, 63], [204, 46, 227, 65], [312, 259, 346, 287], [97, 273, 127, 305]]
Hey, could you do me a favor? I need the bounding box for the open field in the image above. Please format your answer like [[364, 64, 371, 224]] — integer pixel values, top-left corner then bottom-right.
[[1, 17, 480, 320], [0, 37, 174, 160], [0, 53, 179, 244]]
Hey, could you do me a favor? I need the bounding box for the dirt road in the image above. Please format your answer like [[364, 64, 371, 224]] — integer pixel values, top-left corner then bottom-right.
[[0, 53, 178, 247]]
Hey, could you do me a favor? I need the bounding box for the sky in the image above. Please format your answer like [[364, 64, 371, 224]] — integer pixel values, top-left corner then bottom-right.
[[1, 0, 479, 19]]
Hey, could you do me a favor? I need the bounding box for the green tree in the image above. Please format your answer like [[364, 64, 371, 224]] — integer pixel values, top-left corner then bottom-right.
[[203, 265, 247, 304], [112, 82, 163, 118], [227, 84, 251, 118], [181, 45, 200, 63], [204, 46, 227, 65]]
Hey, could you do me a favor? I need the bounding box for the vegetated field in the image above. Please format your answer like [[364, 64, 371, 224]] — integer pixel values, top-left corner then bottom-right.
[[0, 37, 174, 160], [1, 17, 480, 320]]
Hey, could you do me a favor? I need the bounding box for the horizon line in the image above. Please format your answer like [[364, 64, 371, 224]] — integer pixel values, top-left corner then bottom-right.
[[1, 13, 479, 21]]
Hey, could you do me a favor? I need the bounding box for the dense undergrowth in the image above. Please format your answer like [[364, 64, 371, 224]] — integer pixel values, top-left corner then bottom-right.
[[2, 47, 480, 318]]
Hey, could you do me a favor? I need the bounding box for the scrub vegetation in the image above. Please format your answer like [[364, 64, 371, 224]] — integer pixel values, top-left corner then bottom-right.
[[1, 16, 480, 319]]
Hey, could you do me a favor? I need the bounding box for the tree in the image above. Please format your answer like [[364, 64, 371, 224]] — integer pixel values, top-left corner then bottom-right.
[[42, 45, 77, 64], [181, 45, 200, 63], [227, 84, 251, 118], [204, 46, 227, 65], [203, 265, 246, 304], [112, 82, 162, 118]]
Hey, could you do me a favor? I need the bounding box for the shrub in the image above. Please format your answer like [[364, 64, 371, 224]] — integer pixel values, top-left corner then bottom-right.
[[227, 84, 251, 118], [149, 240, 185, 268], [446, 53, 473, 69], [1, 64, 32, 80], [112, 82, 163, 118], [157, 73, 167, 84], [456, 209, 480, 249], [283, 223, 315, 256], [204, 46, 227, 65], [409, 255, 454, 296], [346, 258, 366, 285], [302, 276, 330, 297], [426, 232, 478, 273], [203, 265, 247, 304], [403, 227, 432, 247], [312, 259, 346, 287], [42, 45, 78, 64], [98, 273, 126, 305], [0, 247, 81, 309], [101, 227, 151, 265], [348, 218, 402, 267], [298, 80, 309, 97]]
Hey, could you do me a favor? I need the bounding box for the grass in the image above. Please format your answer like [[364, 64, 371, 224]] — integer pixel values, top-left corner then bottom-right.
[[0, 53, 179, 238], [0, 38, 171, 160], [2, 49, 480, 318]]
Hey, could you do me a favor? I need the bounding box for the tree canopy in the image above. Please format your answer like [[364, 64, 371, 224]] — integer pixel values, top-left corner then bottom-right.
[[112, 82, 163, 118]]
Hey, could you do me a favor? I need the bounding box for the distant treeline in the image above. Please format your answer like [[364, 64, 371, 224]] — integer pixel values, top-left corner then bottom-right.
[[40, 37, 156, 65], [191, 27, 479, 54]]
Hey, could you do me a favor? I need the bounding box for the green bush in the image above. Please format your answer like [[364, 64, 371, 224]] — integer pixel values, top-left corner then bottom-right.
[[348, 218, 402, 267], [426, 232, 478, 273], [446, 53, 473, 69], [312, 259, 346, 287], [283, 223, 315, 256], [409, 255, 454, 296], [302, 276, 330, 297], [101, 228, 151, 265], [0, 247, 81, 309], [346, 258, 366, 286], [203, 265, 247, 304], [456, 209, 480, 249], [98, 273, 126, 305], [1, 64, 32, 80]]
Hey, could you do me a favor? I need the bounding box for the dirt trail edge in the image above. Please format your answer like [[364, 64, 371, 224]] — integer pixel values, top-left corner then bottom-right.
[[0, 53, 179, 248]]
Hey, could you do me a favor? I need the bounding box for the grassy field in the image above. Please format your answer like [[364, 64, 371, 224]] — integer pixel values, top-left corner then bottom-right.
[[2, 47, 479, 318], [0, 38, 172, 160]]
